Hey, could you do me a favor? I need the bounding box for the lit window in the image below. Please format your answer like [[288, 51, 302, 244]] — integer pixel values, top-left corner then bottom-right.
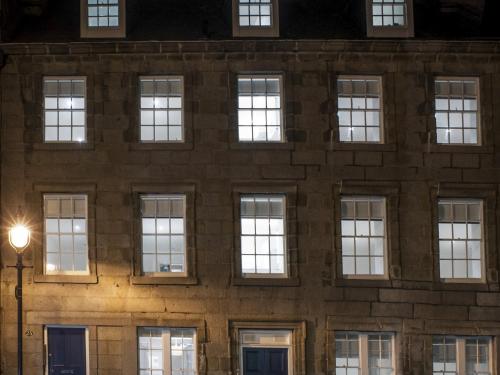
[[337, 77, 383, 143], [372, 0, 407, 26], [435, 78, 479, 145], [43, 77, 86, 143], [140, 77, 184, 142], [438, 199, 483, 280], [238, 0, 272, 27], [433, 336, 491, 375], [238, 76, 283, 142], [336, 332, 394, 375], [341, 197, 387, 277], [44, 194, 88, 275], [141, 195, 186, 274], [87, 0, 119, 27], [138, 327, 197, 375], [240, 195, 286, 276]]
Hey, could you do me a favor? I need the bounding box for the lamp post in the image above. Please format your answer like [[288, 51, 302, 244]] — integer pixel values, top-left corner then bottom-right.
[[8, 222, 31, 375]]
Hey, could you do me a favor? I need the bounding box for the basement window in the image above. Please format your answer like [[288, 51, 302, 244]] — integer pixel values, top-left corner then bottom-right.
[[432, 336, 492, 375], [232, 0, 279, 37], [80, 0, 126, 38]]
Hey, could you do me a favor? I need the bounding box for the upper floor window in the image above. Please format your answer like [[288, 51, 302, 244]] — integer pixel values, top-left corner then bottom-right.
[[336, 332, 395, 375], [232, 0, 279, 37], [140, 77, 184, 142], [341, 197, 387, 278], [141, 195, 186, 275], [433, 336, 491, 375], [438, 199, 484, 281], [435, 78, 480, 145], [139, 327, 197, 375], [366, 0, 414, 38], [337, 76, 383, 143], [44, 77, 86, 143], [80, 0, 126, 38], [238, 75, 283, 142], [44, 194, 88, 275], [240, 195, 286, 277]]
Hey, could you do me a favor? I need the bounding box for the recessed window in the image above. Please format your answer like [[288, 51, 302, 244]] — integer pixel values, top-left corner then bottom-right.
[[87, 0, 119, 27], [141, 195, 186, 275], [337, 77, 383, 143], [438, 199, 483, 280], [44, 194, 88, 275], [433, 336, 491, 375], [238, 75, 283, 142], [341, 197, 387, 277], [240, 195, 286, 277], [372, 0, 407, 26], [138, 327, 197, 375], [80, 0, 125, 38], [232, 0, 279, 37], [435, 78, 480, 145], [238, 0, 272, 26], [43, 77, 86, 143], [336, 332, 395, 375], [140, 77, 184, 142]]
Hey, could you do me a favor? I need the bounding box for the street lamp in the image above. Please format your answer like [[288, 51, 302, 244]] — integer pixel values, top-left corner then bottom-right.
[[8, 219, 31, 375]]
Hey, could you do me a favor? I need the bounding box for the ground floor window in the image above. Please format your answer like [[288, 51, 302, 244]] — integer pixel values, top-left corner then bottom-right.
[[335, 332, 395, 375], [138, 327, 197, 375], [433, 336, 491, 375]]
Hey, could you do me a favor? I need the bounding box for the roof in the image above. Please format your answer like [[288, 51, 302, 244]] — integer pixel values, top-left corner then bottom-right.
[[2, 0, 499, 43]]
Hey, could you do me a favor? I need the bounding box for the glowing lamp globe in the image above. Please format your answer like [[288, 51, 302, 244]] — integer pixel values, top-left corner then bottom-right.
[[9, 224, 31, 253]]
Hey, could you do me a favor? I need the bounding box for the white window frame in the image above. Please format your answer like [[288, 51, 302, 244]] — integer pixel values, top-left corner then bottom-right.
[[44, 325, 90, 375], [335, 332, 396, 375], [340, 196, 389, 280], [138, 327, 198, 375], [434, 77, 481, 146], [240, 194, 288, 279], [437, 198, 485, 283], [432, 336, 493, 375], [239, 330, 293, 375], [140, 194, 188, 277], [237, 74, 285, 143], [366, 0, 414, 38], [80, 0, 126, 38], [43, 194, 90, 276], [232, 0, 279, 37], [139, 76, 185, 143], [337, 75, 384, 144], [43, 76, 87, 144]]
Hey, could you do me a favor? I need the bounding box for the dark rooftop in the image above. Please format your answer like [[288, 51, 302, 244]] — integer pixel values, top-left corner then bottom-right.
[[1, 0, 499, 43]]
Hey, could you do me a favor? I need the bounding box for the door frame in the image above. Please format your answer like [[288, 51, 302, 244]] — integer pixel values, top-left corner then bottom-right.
[[239, 330, 293, 375], [44, 325, 90, 375]]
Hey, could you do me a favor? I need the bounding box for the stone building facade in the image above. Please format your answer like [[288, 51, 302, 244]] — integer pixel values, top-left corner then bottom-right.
[[1, 1, 500, 375]]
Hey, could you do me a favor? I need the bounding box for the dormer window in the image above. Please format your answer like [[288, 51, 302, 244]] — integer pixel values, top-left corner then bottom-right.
[[366, 0, 414, 38], [232, 0, 279, 37], [80, 0, 126, 38]]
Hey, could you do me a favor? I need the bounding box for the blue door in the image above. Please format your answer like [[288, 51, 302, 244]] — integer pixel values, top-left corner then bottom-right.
[[243, 348, 288, 375], [47, 327, 87, 375]]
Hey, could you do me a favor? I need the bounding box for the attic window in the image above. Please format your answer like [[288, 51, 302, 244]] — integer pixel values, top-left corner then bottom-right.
[[80, 0, 126, 38], [232, 0, 279, 37], [367, 0, 414, 38]]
